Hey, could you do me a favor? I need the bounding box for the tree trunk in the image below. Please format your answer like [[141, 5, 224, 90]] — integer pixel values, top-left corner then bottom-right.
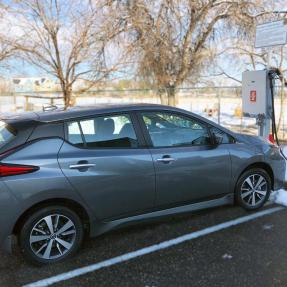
[[63, 85, 73, 109], [166, 85, 177, 106], [157, 89, 168, 105]]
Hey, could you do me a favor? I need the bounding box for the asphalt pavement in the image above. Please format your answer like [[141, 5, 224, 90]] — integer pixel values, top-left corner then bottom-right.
[[1, 203, 287, 287]]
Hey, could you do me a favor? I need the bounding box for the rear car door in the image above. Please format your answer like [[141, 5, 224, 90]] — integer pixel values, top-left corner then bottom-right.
[[58, 112, 155, 220], [138, 111, 232, 208]]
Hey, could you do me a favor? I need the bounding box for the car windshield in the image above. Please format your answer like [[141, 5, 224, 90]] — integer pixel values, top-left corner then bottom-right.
[[0, 121, 17, 148]]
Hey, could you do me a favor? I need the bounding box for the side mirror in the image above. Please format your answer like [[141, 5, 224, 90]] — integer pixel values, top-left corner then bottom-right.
[[213, 133, 223, 145]]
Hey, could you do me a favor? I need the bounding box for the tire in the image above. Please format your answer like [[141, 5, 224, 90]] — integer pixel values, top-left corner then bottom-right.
[[235, 168, 271, 211], [19, 206, 84, 266]]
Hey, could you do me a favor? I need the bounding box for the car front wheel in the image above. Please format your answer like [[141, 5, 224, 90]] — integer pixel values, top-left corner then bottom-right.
[[19, 206, 84, 265], [235, 168, 271, 210]]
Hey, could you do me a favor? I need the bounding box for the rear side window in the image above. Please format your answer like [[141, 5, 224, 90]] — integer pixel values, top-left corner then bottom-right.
[[0, 121, 17, 148], [67, 114, 138, 148]]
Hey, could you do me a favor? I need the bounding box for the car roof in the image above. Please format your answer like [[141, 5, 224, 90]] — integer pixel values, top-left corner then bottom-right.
[[1, 103, 235, 136], [1, 104, 159, 124], [34, 103, 190, 122], [1, 103, 180, 124]]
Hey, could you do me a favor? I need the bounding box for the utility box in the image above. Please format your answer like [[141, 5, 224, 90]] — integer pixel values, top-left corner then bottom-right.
[[242, 70, 270, 117]]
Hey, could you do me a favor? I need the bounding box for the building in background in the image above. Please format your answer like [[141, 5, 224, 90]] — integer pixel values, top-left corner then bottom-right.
[[11, 77, 60, 93]]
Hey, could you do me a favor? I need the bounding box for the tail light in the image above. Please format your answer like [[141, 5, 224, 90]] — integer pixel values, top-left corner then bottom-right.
[[0, 163, 39, 177], [0, 143, 39, 177]]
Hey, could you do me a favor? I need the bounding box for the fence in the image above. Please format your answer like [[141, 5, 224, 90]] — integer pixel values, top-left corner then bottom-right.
[[0, 86, 286, 141]]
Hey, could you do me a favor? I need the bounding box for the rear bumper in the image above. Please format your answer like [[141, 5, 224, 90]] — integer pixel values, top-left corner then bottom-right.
[[0, 182, 19, 253]]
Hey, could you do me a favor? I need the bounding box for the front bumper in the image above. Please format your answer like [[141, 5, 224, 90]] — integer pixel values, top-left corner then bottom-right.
[[280, 149, 287, 189], [268, 147, 287, 190]]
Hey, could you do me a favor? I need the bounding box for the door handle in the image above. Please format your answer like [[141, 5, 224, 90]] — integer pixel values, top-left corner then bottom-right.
[[156, 157, 176, 163], [69, 163, 96, 169]]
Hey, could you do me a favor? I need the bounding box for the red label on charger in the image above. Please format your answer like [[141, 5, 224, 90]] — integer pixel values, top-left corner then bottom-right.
[[250, 90, 256, 102]]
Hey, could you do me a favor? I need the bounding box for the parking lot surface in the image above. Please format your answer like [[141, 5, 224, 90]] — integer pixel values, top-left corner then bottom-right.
[[1, 203, 287, 287]]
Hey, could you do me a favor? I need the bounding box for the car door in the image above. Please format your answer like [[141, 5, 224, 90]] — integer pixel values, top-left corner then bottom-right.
[[58, 112, 155, 220], [137, 111, 232, 208]]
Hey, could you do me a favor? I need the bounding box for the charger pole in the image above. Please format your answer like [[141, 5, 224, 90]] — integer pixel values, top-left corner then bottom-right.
[[259, 49, 272, 138]]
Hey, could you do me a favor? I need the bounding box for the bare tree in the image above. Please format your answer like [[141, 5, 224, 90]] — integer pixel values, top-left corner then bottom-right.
[[0, 41, 15, 63], [0, 5, 16, 67], [114, 0, 267, 105], [3, 0, 121, 107]]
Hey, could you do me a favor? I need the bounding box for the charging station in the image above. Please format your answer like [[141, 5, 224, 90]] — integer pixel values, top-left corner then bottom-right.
[[242, 70, 272, 138], [242, 19, 287, 143]]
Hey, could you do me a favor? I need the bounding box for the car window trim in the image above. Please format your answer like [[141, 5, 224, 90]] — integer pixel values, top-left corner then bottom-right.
[[77, 121, 87, 147], [208, 125, 236, 145], [135, 110, 215, 149], [64, 111, 146, 150]]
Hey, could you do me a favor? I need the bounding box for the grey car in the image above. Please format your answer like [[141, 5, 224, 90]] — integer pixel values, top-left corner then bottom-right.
[[0, 104, 285, 265]]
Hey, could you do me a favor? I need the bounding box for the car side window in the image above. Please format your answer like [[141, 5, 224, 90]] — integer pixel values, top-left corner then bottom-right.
[[141, 112, 211, 147], [67, 122, 83, 146], [209, 127, 235, 144], [67, 114, 139, 148]]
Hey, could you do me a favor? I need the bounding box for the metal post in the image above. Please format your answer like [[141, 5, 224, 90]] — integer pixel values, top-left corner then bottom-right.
[[266, 49, 271, 69], [217, 89, 221, 125], [25, 96, 29, 111], [258, 49, 272, 139], [13, 93, 17, 112], [264, 72, 272, 138]]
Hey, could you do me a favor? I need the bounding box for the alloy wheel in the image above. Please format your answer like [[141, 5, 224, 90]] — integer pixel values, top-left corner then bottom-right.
[[240, 174, 267, 207], [29, 214, 76, 260]]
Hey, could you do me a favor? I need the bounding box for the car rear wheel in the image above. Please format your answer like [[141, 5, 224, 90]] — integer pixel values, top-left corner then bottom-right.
[[19, 206, 83, 265], [235, 168, 271, 210]]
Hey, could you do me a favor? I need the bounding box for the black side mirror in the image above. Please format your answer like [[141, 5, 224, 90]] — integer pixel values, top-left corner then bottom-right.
[[213, 133, 223, 145]]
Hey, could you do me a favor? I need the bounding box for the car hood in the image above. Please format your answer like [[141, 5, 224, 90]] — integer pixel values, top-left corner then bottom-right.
[[234, 133, 280, 154], [234, 133, 269, 145]]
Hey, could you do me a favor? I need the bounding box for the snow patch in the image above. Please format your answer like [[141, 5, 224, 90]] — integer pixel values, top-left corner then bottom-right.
[[262, 224, 273, 230], [222, 254, 233, 260], [270, 189, 287, 206]]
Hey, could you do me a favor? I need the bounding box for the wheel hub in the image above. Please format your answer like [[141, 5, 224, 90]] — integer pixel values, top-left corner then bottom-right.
[[49, 234, 57, 240]]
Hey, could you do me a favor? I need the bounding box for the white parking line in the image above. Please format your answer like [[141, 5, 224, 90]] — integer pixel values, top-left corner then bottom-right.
[[24, 206, 284, 287]]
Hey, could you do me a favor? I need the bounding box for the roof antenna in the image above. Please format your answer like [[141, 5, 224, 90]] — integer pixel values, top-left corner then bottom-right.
[[42, 105, 59, 112], [42, 104, 65, 112]]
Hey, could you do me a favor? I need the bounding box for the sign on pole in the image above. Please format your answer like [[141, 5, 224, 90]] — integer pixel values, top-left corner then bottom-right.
[[255, 20, 287, 48]]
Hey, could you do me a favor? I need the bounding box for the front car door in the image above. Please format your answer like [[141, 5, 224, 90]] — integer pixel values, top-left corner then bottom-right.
[[58, 112, 155, 220], [137, 111, 232, 208]]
